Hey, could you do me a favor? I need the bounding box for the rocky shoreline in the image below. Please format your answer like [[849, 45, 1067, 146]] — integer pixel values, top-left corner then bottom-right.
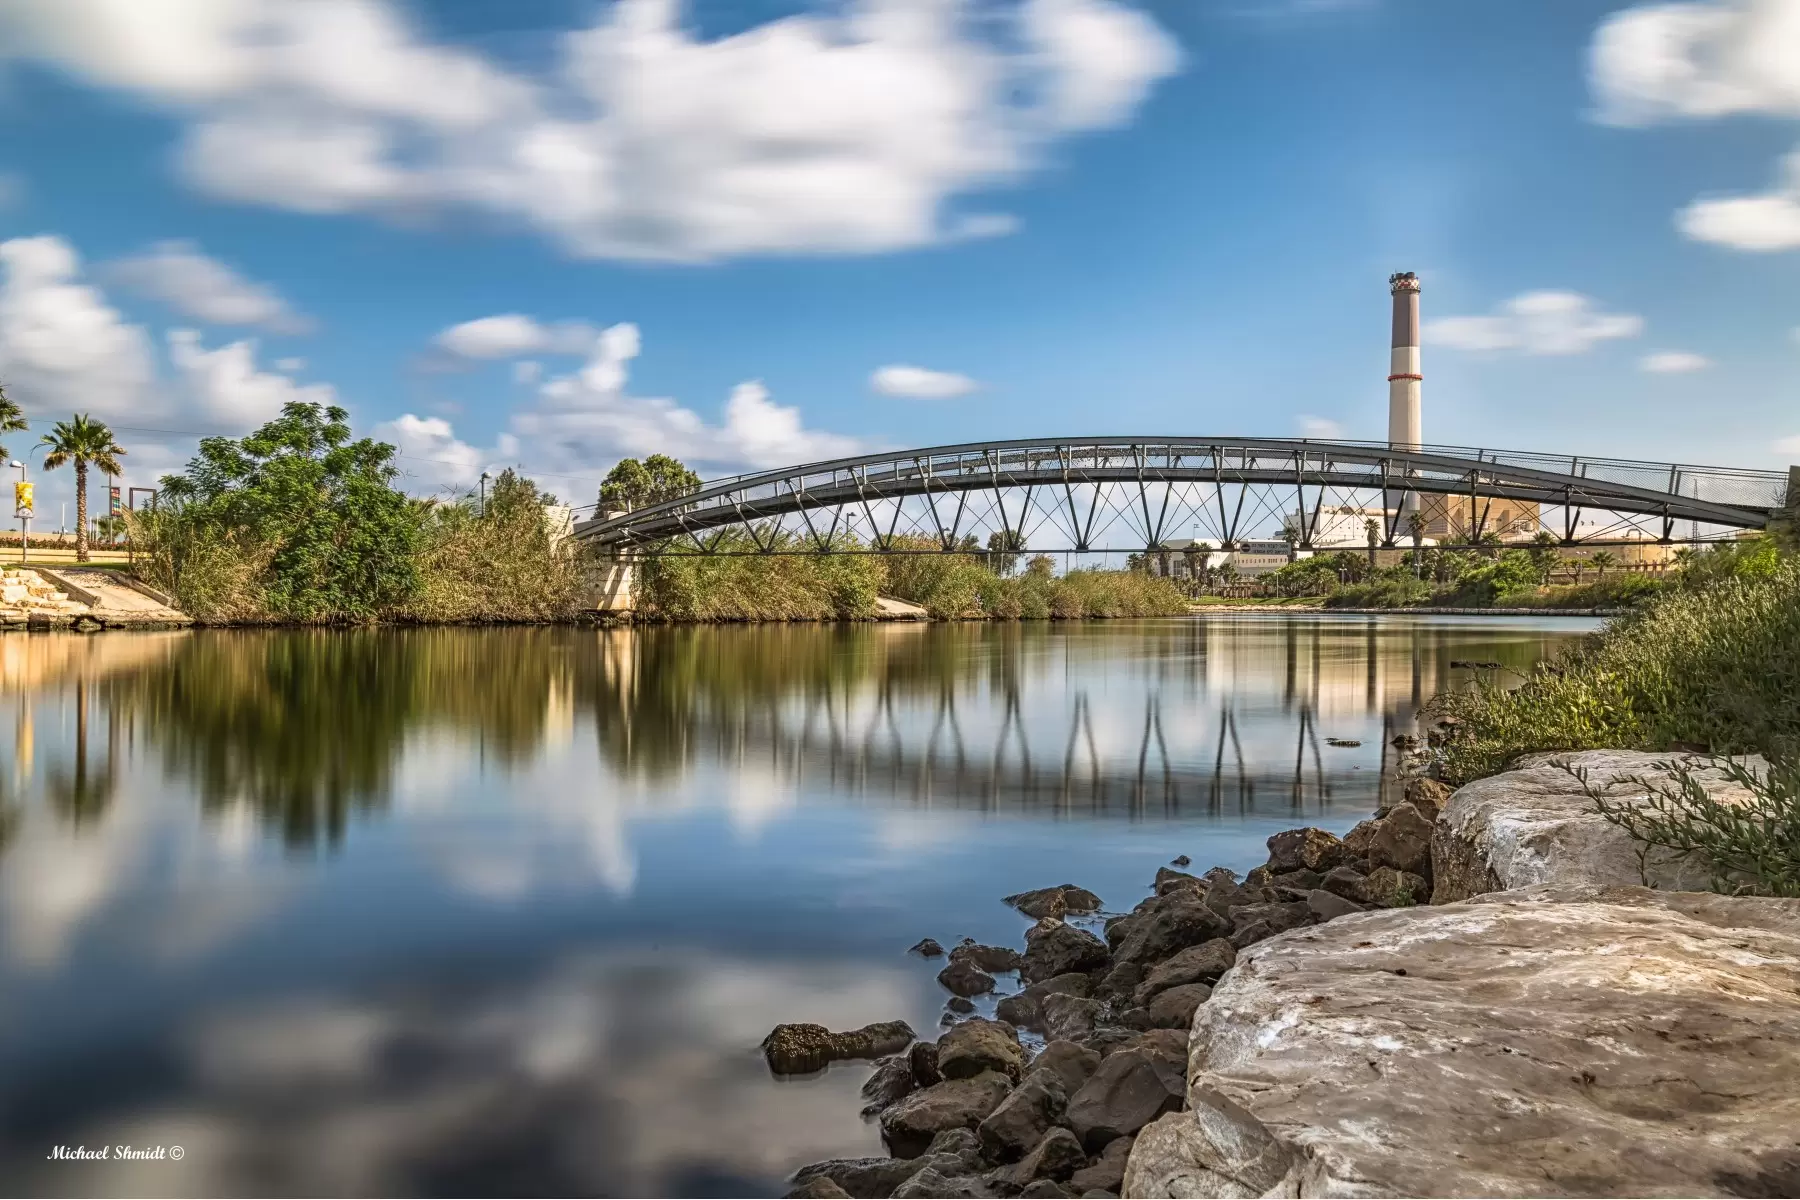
[[763, 745, 1449, 1199], [764, 745, 1800, 1200]]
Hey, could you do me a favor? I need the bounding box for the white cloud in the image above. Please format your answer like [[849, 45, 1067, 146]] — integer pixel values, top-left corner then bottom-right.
[[108, 240, 311, 332], [167, 328, 336, 429], [1640, 349, 1711, 373], [1424, 291, 1644, 356], [1677, 146, 1800, 250], [1777, 433, 1800, 455], [0, 0, 1179, 262], [275, 356, 305, 371], [434, 314, 599, 360], [1297, 415, 1344, 439], [371, 413, 520, 491], [870, 364, 979, 399], [512, 360, 542, 385], [509, 321, 868, 475], [1589, 0, 1800, 126], [0, 234, 156, 421]]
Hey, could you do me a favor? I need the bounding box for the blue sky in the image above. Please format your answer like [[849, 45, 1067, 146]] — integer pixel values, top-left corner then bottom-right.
[[0, 0, 1797, 517]]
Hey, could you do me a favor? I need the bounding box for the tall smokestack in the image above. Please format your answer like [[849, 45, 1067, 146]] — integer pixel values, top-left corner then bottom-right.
[[1388, 272, 1422, 451]]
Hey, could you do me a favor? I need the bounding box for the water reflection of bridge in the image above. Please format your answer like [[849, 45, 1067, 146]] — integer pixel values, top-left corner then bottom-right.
[[595, 617, 1572, 820]]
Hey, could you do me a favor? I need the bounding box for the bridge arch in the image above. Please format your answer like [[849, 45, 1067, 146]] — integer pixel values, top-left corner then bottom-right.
[[575, 437, 1789, 555]]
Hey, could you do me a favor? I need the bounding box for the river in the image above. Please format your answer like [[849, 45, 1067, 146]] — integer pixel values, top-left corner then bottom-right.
[[0, 615, 1596, 1197]]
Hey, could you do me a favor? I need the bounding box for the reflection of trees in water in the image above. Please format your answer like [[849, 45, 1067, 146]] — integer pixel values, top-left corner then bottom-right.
[[45, 677, 117, 828], [104, 630, 583, 847]]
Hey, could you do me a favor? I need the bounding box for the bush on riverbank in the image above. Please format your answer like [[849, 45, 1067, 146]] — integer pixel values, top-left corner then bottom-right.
[[1431, 559, 1800, 784], [635, 530, 885, 621], [402, 470, 588, 623]]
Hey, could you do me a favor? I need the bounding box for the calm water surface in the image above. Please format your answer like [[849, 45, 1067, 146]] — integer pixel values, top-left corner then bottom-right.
[[0, 615, 1596, 1197]]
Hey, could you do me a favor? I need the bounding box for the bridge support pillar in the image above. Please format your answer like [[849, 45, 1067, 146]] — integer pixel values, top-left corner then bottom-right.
[[587, 550, 636, 613], [1772, 466, 1800, 550]]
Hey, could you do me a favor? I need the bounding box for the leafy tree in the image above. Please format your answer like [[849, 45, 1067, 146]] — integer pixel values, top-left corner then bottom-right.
[[599, 454, 701, 513], [0, 381, 26, 461], [1025, 554, 1055, 579], [986, 528, 1026, 576], [156, 402, 420, 622], [38, 414, 125, 562]]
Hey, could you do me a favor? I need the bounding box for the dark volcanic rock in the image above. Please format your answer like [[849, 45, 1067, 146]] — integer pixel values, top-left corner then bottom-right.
[[1306, 887, 1364, 922], [1040, 993, 1104, 1044], [1369, 802, 1435, 879], [1116, 1007, 1154, 1031], [994, 972, 1090, 1031], [1081, 1027, 1140, 1058], [1169, 855, 1191, 867], [893, 1166, 992, 1199], [1095, 960, 1142, 1004], [764, 1020, 916, 1074], [1265, 827, 1348, 875], [911, 1040, 942, 1087], [1065, 1047, 1186, 1151], [1320, 864, 1372, 903], [792, 1154, 941, 1198], [952, 941, 1026, 974], [1268, 868, 1323, 893], [1018, 1181, 1069, 1199], [911, 938, 946, 957], [1067, 1136, 1133, 1195], [925, 1127, 987, 1172], [1133, 938, 1235, 1005], [1228, 900, 1310, 937], [862, 1055, 916, 1115], [1342, 818, 1381, 861], [881, 1071, 1016, 1157], [1146, 982, 1211, 1029], [1027, 1040, 1101, 1096], [1021, 922, 1111, 983], [938, 1018, 1028, 1082], [1005, 885, 1103, 921], [1153, 867, 1202, 897], [948, 995, 977, 1014], [939, 959, 999, 997], [1111, 896, 1229, 968], [978, 1071, 1069, 1162]]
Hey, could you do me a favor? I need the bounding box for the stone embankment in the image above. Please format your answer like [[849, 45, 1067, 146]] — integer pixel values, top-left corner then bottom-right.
[[770, 747, 1799, 1199], [0, 566, 191, 630]]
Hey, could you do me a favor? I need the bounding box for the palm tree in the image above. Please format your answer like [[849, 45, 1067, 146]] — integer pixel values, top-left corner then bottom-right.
[[37, 415, 124, 562], [0, 382, 26, 460], [1590, 549, 1618, 580], [1406, 510, 1427, 579], [1363, 517, 1380, 570]]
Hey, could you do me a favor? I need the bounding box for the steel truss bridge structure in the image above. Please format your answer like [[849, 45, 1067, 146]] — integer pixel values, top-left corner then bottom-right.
[[575, 437, 1792, 556]]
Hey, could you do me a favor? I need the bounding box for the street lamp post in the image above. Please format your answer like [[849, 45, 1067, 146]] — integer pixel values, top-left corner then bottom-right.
[[479, 471, 491, 518], [9, 461, 27, 564]]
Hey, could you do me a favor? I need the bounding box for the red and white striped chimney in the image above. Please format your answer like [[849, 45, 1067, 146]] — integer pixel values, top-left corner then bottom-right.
[[1388, 272, 1422, 450]]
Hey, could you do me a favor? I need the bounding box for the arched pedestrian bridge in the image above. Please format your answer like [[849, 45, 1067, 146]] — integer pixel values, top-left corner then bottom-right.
[[575, 437, 1793, 555]]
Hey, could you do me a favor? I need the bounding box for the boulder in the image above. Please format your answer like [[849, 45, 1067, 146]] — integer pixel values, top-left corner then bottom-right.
[[996, 1127, 1087, 1188], [978, 1071, 1069, 1163], [1133, 938, 1235, 1005], [1094, 961, 1142, 1004], [1226, 900, 1310, 948], [1340, 818, 1380, 861], [947, 996, 976, 1014], [881, 1071, 1016, 1158], [1067, 1136, 1133, 1196], [1404, 776, 1451, 821], [910, 1040, 942, 1087], [1318, 864, 1370, 903], [1431, 750, 1767, 904], [1145, 983, 1211, 1029], [1122, 885, 1800, 1199], [791, 1154, 955, 1199], [861, 1055, 916, 1115], [892, 1166, 992, 1199], [1101, 914, 1137, 950], [911, 938, 946, 957], [1026, 1040, 1101, 1096], [1368, 801, 1435, 879], [1363, 865, 1429, 909], [1115, 1007, 1154, 1031], [1018, 1181, 1069, 1199], [1153, 867, 1202, 896], [763, 1020, 916, 1074], [995, 973, 1091, 1031], [785, 1173, 853, 1198], [1005, 885, 1103, 921], [1065, 1046, 1185, 1151], [1079, 1028, 1139, 1058], [939, 959, 998, 997], [952, 941, 1026, 974], [1169, 855, 1192, 867], [1110, 897, 1229, 968], [926, 1127, 987, 1172], [938, 1018, 1028, 1082], [1305, 887, 1363, 922], [1021, 922, 1111, 983], [1268, 868, 1323, 893], [1041, 992, 1104, 1044], [1264, 827, 1346, 875]]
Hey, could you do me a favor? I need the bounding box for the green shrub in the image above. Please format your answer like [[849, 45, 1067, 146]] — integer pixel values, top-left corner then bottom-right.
[[1432, 561, 1800, 783], [403, 470, 588, 623], [1563, 754, 1800, 898]]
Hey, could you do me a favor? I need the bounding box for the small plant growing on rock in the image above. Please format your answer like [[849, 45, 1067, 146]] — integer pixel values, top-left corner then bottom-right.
[[1387, 878, 1419, 907], [1562, 755, 1800, 898]]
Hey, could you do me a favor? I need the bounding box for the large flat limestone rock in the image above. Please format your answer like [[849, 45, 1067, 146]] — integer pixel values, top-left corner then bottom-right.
[[1122, 885, 1800, 1199], [1431, 751, 1766, 903]]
